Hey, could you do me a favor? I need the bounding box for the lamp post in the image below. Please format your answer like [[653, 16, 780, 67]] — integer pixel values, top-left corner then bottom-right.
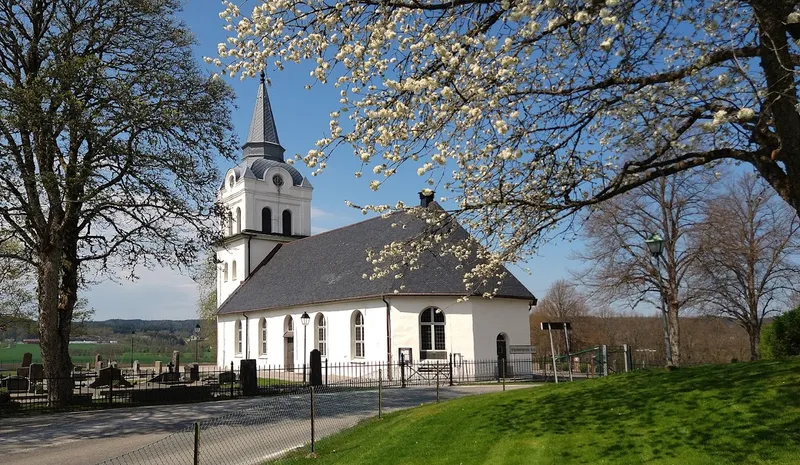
[[645, 233, 674, 367], [194, 324, 201, 363], [130, 330, 136, 368], [301, 312, 310, 384]]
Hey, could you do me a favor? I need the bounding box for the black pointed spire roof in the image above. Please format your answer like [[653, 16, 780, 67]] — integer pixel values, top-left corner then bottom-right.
[[242, 72, 285, 162]]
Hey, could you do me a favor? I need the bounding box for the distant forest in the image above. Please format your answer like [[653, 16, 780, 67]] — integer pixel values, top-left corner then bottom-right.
[[1, 318, 205, 343]]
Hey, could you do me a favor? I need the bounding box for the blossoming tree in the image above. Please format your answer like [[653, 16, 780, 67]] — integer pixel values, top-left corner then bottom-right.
[[216, 0, 800, 291]]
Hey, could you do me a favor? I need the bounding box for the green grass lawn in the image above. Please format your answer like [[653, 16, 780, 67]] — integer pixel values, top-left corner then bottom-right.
[[275, 358, 800, 465], [259, 377, 301, 387], [0, 343, 214, 366]]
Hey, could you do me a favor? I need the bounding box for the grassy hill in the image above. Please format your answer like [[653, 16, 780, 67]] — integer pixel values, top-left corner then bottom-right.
[[278, 359, 800, 465]]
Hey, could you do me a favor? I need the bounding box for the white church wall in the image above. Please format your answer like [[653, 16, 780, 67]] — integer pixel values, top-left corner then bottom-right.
[[244, 166, 313, 237], [216, 242, 247, 305], [217, 296, 532, 368], [217, 298, 389, 369], [389, 296, 476, 362], [470, 298, 532, 361], [248, 240, 281, 274], [216, 317, 236, 368]]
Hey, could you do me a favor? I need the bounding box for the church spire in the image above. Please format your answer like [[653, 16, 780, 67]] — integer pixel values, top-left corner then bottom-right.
[[242, 71, 285, 162]]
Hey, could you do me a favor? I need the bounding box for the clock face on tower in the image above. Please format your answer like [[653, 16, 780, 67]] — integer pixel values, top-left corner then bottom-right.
[[272, 175, 284, 187]]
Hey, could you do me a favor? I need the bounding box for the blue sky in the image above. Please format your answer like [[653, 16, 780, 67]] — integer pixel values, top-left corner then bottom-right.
[[85, 2, 581, 320]]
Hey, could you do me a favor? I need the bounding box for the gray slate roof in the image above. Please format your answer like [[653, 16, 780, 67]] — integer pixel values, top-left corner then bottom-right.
[[217, 206, 535, 314], [242, 73, 286, 163], [246, 74, 280, 146], [221, 157, 307, 189]]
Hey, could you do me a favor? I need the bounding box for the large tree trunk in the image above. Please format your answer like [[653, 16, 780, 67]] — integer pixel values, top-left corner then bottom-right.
[[37, 245, 73, 406], [748, 326, 761, 361], [667, 306, 680, 367]]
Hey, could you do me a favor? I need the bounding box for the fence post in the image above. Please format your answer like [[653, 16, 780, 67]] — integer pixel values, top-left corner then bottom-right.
[[449, 354, 454, 386], [230, 361, 235, 398], [623, 344, 630, 373], [436, 365, 440, 403], [193, 421, 200, 465], [548, 326, 559, 384], [108, 375, 113, 406], [400, 354, 406, 388], [502, 358, 506, 392], [310, 386, 316, 454], [601, 345, 608, 377], [378, 368, 383, 419], [325, 359, 328, 386]]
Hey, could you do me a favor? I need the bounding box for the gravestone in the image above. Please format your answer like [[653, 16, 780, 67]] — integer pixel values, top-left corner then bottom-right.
[[133, 360, 141, 375], [16, 352, 33, 377], [154, 360, 162, 374], [171, 351, 180, 372], [28, 363, 44, 383], [88, 367, 133, 389], [94, 354, 102, 370], [185, 363, 199, 382], [27, 363, 44, 394], [240, 360, 257, 396], [310, 349, 322, 386], [109, 361, 118, 369], [219, 371, 235, 384], [1, 375, 28, 392], [96, 361, 104, 370], [147, 372, 180, 383], [84, 362, 91, 370]]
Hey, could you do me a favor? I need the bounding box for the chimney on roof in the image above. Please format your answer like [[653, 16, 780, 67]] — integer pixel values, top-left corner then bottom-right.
[[419, 191, 435, 208]]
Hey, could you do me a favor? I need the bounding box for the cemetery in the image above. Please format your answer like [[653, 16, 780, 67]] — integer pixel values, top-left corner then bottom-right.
[[0, 349, 298, 412]]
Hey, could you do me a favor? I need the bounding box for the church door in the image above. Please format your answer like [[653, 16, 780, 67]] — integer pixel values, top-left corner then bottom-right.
[[496, 333, 508, 378], [285, 337, 294, 372]]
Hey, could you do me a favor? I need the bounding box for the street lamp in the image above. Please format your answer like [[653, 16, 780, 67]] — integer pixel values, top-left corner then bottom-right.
[[194, 324, 201, 363], [130, 330, 136, 368], [645, 233, 674, 367], [301, 312, 310, 384]]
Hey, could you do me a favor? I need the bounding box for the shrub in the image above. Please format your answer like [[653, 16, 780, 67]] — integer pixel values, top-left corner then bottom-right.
[[761, 307, 800, 359]]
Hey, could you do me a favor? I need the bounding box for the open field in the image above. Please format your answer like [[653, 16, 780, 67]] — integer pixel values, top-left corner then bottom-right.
[[0, 342, 214, 367], [275, 358, 800, 465]]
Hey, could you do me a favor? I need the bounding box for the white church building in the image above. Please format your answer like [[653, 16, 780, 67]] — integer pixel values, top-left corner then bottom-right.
[[215, 75, 536, 369]]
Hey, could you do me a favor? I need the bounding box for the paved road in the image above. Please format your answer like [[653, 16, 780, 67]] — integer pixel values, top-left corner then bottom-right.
[[0, 384, 536, 465]]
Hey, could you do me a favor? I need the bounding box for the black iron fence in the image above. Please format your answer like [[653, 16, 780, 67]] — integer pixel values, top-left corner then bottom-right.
[[1, 347, 634, 415]]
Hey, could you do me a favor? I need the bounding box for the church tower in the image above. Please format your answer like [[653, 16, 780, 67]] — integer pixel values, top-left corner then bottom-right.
[[215, 73, 313, 306]]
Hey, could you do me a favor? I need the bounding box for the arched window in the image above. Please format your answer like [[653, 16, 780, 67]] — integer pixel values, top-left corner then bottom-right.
[[235, 320, 243, 355], [316, 313, 327, 357], [223, 262, 229, 281], [227, 211, 233, 236], [286, 315, 294, 332], [235, 207, 242, 233], [231, 260, 237, 281], [282, 210, 292, 235], [420, 307, 445, 359], [260, 318, 268, 356], [262, 207, 272, 233], [353, 311, 365, 359]]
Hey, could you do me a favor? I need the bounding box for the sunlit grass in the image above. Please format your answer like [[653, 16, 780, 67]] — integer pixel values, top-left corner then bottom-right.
[[274, 358, 800, 465]]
